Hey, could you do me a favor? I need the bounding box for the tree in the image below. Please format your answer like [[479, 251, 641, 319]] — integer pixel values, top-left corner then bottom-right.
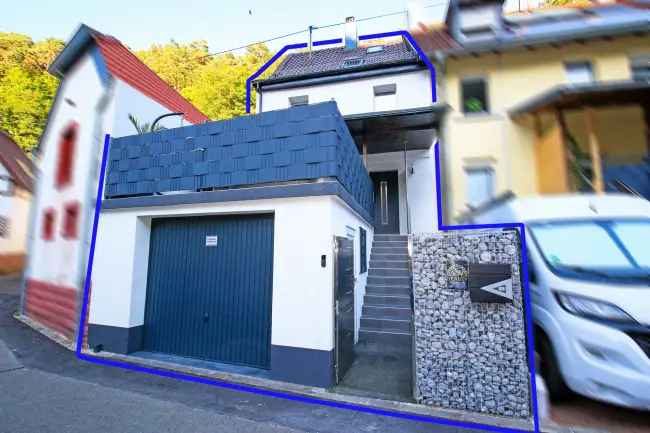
[[135, 40, 210, 91], [0, 33, 63, 153], [127, 114, 165, 134]]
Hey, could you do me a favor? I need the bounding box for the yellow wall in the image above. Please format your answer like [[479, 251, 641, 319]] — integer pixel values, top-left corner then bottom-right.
[[441, 35, 650, 220]]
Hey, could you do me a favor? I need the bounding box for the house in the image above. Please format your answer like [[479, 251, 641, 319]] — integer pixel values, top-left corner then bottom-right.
[[21, 24, 209, 341], [0, 131, 35, 274], [415, 0, 650, 221]]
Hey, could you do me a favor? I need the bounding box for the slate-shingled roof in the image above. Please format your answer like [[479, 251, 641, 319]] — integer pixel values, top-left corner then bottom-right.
[[269, 41, 419, 81]]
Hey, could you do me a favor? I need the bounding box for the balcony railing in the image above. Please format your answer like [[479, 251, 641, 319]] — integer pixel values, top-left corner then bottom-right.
[[105, 102, 374, 217]]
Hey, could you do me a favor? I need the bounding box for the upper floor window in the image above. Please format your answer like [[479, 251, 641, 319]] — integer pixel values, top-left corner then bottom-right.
[[461, 77, 489, 114], [55, 122, 78, 189], [0, 174, 14, 196], [373, 84, 397, 111], [565, 61, 594, 85], [630, 55, 650, 82], [465, 166, 494, 208], [289, 95, 309, 107]]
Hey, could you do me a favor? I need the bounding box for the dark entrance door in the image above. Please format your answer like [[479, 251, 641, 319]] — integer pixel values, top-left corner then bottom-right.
[[143, 214, 274, 369], [371, 171, 400, 234], [335, 236, 355, 383]]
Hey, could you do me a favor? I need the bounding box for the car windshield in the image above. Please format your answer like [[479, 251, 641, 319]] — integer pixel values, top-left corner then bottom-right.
[[529, 219, 650, 280]]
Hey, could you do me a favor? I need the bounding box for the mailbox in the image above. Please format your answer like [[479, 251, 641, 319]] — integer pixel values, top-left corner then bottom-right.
[[468, 263, 513, 303]]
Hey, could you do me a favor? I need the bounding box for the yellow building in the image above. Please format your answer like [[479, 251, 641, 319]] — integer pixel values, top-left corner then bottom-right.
[[419, 0, 650, 222]]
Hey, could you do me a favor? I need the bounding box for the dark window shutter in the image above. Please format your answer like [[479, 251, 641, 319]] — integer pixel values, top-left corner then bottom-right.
[[42, 209, 56, 241], [62, 201, 80, 239], [55, 122, 78, 189]]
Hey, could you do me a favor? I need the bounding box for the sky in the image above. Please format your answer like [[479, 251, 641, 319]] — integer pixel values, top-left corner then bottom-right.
[[2, 0, 450, 54]]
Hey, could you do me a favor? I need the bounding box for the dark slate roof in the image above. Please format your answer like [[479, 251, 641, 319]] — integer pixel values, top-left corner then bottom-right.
[[268, 41, 419, 81], [445, 4, 650, 56]]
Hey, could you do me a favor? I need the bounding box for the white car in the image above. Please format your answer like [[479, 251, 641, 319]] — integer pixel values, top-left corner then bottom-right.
[[469, 194, 650, 410]]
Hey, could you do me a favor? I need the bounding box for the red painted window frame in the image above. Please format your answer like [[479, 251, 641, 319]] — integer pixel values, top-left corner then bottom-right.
[[55, 121, 79, 189], [42, 208, 56, 241], [61, 201, 80, 239]]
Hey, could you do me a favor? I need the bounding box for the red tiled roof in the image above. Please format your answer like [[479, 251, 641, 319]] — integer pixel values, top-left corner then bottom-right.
[[92, 34, 209, 125], [411, 25, 461, 55], [0, 130, 35, 192]]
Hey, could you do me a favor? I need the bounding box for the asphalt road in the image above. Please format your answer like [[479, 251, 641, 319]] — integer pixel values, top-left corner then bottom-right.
[[0, 274, 473, 433]]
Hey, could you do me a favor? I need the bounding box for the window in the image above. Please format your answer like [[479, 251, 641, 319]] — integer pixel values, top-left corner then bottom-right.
[[42, 209, 56, 241], [630, 55, 650, 82], [565, 61, 594, 85], [62, 202, 80, 239], [366, 45, 384, 54], [359, 227, 367, 274], [465, 167, 494, 207], [373, 83, 397, 111], [289, 95, 308, 107], [0, 175, 14, 196], [461, 78, 489, 114], [0, 216, 8, 238], [55, 122, 78, 188]]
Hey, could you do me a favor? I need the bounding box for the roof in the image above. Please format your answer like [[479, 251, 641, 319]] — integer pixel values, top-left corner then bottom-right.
[[0, 131, 36, 192], [440, 3, 650, 57], [509, 80, 650, 117], [49, 25, 209, 125], [266, 41, 420, 82]]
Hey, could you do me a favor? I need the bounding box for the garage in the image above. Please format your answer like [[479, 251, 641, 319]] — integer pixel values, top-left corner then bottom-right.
[[142, 214, 274, 369]]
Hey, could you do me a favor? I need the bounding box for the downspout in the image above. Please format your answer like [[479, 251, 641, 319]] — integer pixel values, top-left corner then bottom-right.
[[433, 50, 450, 226]]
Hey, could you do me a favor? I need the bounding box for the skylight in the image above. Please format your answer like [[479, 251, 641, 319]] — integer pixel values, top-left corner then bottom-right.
[[366, 45, 384, 54], [342, 58, 364, 68]]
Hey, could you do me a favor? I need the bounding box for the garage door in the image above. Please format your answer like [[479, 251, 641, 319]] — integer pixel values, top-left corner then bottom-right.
[[143, 214, 274, 369]]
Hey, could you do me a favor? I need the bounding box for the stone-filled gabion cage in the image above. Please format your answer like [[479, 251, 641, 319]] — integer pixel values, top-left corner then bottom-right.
[[412, 229, 532, 419]]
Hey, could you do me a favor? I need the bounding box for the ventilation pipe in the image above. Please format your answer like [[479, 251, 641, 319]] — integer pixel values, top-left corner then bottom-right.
[[344, 16, 358, 50]]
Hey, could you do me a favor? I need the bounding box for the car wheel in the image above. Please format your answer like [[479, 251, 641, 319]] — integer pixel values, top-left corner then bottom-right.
[[539, 333, 573, 401]]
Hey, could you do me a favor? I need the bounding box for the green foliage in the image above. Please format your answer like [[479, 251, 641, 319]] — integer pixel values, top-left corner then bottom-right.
[[128, 113, 166, 135], [0, 33, 64, 153], [464, 97, 485, 113], [0, 32, 275, 152]]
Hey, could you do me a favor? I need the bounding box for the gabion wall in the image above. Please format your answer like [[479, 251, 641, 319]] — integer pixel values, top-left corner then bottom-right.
[[412, 229, 531, 419]]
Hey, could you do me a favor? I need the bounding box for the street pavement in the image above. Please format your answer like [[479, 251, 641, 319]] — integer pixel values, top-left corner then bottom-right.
[[0, 275, 473, 433]]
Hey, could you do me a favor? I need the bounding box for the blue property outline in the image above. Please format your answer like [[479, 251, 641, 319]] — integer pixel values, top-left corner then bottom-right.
[[75, 30, 539, 433], [245, 30, 437, 113], [75, 135, 540, 433]]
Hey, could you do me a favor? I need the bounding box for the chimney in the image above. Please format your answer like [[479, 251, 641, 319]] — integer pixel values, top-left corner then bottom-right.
[[344, 16, 358, 50]]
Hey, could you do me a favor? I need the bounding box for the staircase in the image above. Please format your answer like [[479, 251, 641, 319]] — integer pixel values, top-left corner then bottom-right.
[[359, 234, 412, 350]]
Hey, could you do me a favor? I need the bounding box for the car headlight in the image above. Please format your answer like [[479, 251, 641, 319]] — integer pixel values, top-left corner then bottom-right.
[[554, 292, 637, 323]]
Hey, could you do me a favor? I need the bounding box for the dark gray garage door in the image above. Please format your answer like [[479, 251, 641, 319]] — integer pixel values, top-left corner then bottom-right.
[[143, 214, 274, 369]]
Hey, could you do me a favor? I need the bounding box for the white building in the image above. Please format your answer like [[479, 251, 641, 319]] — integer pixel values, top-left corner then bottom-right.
[[0, 131, 34, 274], [21, 24, 209, 340]]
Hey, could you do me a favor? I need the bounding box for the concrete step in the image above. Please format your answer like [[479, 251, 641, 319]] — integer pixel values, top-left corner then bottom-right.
[[362, 305, 411, 320], [364, 294, 411, 308], [373, 234, 408, 242], [367, 275, 410, 286], [371, 246, 408, 255], [372, 240, 408, 249], [370, 253, 409, 261], [368, 267, 410, 278], [357, 330, 412, 353], [365, 284, 411, 296], [370, 260, 409, 270], [361, 317, 411, 333]]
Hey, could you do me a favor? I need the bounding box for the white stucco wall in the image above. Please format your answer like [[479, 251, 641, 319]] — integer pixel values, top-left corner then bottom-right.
[[0, 163, 31, 255], [260, 69, 432, 116], [25, 51, 108, 288], [366, 146, 438, 234], [90, 195, 372, 352]]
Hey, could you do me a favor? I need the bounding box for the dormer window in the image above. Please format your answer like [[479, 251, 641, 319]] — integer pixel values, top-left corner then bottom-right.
[[342, 58, 363, 68], [289, 95, 309, 107]]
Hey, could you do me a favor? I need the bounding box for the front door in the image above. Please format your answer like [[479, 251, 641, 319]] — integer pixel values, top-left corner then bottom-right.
[[335, 236, 355, 383], [371, 171, 400, 234]]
